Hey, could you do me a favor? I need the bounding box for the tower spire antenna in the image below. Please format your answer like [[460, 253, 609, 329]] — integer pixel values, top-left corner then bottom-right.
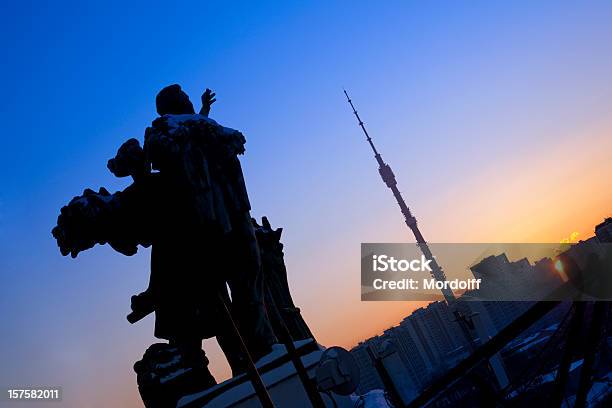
[[343, 89, 455, 303], [343, 89, 380, 158]]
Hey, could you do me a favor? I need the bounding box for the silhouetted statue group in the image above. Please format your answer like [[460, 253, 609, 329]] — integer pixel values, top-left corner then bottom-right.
[[52, 85, 312, 407]]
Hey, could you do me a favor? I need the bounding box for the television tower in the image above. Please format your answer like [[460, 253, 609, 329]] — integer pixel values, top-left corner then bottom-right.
[[343, 89, 454, 302], [343, 89, 510, 389]]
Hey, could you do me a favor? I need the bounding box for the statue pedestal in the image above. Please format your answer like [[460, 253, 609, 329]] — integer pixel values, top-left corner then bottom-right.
[[176, 340, 354, 408]]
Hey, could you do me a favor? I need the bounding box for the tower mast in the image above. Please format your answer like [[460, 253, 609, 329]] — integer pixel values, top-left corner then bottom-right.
[[344, 90, 511, 389], [343, 89, 455, 303]]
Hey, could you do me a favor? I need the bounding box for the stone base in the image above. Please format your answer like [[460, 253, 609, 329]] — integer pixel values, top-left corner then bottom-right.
[[177, 340, 354, 408], [134, 343, 216, 408]]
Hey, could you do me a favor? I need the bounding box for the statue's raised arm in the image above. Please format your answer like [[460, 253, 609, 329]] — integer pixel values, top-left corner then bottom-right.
[[200, 88, 216, 117]]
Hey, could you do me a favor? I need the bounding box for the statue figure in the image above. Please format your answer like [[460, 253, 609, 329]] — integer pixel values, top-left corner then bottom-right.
[[52, 85, 288, 406], [138, 84, 277, 363]]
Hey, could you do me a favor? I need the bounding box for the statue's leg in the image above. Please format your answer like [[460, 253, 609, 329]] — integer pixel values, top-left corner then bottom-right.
[[225, 213, 277, 361]]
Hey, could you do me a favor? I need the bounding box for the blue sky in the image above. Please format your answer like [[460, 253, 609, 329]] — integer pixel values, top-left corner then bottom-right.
[[1, 1, 612, 406]]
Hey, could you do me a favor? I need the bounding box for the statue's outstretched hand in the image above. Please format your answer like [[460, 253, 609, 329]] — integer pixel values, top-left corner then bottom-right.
[[200, 88, 216, 117], [127, 290, 155, 323]]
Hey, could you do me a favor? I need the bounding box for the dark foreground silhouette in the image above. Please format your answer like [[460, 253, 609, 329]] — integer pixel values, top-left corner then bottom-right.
[[52, 85, 313, 407]]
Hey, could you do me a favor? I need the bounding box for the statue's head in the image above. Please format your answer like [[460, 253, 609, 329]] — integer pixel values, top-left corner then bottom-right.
[[156, 84, 195, 115]]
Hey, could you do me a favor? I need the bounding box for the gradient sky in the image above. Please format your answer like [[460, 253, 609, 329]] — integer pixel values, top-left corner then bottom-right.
[[1, 1, 612, 407]]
